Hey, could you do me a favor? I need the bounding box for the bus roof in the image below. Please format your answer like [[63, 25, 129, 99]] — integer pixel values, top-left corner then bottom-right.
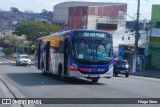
[[36, 29, 112, 41], [37, 30, 71, 40]]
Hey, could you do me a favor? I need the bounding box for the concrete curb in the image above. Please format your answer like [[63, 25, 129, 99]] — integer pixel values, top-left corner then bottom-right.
[[131, 73, 160, 79], [0, 74, 36, 107], [131, 71, 160, 79], [0, 80, 14, 98], [0, 75, 21, 107]]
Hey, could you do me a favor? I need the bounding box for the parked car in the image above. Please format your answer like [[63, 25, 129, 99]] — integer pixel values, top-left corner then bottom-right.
[[113, 59, 130, 77], [16, 54, 31, 66]]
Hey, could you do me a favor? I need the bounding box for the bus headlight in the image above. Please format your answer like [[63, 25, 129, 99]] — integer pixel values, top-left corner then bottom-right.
[[126, 64, 129, 68]]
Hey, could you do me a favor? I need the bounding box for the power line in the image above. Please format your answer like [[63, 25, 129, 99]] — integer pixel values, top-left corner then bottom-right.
[[133, 0, 141, 73]]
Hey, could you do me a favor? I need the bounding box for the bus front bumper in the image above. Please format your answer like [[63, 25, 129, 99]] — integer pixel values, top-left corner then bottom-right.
[[68, 67, 113, 78]]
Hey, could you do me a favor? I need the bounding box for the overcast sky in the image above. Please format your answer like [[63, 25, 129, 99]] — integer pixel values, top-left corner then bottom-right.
[[0, 0, 160, 21]]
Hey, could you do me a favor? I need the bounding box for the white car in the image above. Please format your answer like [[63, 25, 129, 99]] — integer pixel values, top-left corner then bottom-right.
[[16, 54, 31, 66]]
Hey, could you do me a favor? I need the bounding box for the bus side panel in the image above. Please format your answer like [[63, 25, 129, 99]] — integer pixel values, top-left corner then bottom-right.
[[51, 53, 64, 75], [38, 43, 41, 69], [50, 52, 56, 74]]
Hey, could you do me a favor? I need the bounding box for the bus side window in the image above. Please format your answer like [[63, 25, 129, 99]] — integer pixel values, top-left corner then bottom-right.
[[52, 47, 58, 53], [58, 40, 64, 53]]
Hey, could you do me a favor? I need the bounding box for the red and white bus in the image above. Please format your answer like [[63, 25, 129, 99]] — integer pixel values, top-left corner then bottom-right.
[[35, 29, 114, 83]]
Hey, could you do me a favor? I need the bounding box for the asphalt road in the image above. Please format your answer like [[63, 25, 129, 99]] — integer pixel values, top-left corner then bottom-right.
[[0, 57, 160, 107]]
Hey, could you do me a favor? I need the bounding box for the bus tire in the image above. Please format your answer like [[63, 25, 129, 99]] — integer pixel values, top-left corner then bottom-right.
[[91, 78, 99, 83], [58, 64, 62, 77], [115, 73, 118, 77], [125, 73, 129, 77], [58, 64, 66, 81]]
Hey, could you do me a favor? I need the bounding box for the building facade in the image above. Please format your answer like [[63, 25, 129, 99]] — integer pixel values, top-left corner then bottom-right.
[[53, 1, 127, 30], [149, 4, 160, 69], [68, 4, 127, 29]]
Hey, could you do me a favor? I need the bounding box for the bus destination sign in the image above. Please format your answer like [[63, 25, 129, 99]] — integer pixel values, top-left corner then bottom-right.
[[77, 32, 111, 38]]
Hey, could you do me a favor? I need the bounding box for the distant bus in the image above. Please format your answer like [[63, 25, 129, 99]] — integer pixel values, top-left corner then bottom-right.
[[35, 29, 113, 83]]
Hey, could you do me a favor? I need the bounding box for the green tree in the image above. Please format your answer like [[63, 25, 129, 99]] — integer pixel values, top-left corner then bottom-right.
[[41, 9, 53, 22], [4, 33, 20, 47], [13, 20, 60, 43], [13, 20, 60, 55], [3, 48, 12, 57], [10, 7, 19, 12], [3, 32, 24, 57], [42, 9, 48, 14]]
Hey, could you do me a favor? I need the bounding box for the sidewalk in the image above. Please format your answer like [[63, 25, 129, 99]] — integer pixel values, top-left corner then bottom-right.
[[0, 74, 34, 107], [0, 87, 5, 98], [0, 87, 11, 107], [0, 79, 12, 107], [132, 69, 160, 79]]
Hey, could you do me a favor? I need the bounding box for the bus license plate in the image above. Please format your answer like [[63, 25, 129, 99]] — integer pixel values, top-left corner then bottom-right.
[[89, 75, 99, 77]]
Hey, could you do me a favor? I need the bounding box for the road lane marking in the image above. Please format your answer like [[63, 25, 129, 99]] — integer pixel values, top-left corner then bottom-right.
[[0, 61, 15, 64]]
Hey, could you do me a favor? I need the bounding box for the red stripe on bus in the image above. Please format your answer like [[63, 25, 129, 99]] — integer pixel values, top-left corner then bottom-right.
[[80, 68, 91, 72], [69, 67, 77, 72]]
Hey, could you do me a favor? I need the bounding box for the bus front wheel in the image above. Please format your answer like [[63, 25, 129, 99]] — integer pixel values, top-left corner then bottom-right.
[[58, 64, 66, 81], [91, 78, 99, 83]]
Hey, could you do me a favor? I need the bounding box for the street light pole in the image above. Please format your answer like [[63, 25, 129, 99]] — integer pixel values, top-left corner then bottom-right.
[[132, 0, 140, 73]]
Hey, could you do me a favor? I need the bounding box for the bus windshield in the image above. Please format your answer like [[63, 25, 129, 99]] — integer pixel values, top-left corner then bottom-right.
[[72, 37, 112, 61]]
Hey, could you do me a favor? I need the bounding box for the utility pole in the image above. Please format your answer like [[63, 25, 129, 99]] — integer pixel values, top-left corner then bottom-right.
[[132, 0, 140, 73]]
